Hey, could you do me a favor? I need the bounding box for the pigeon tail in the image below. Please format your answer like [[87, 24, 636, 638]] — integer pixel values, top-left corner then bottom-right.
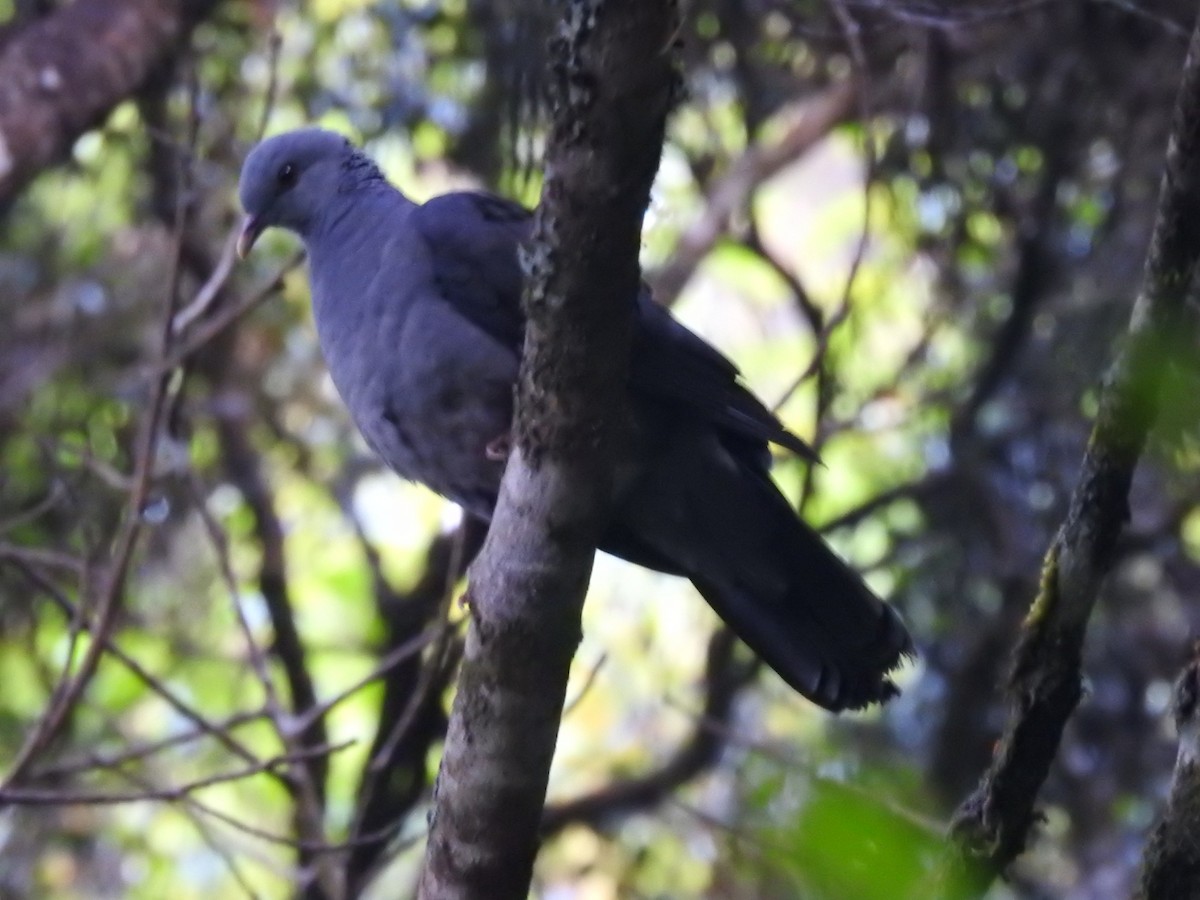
[[690, 516, 913, 712], [601, 424, 912, 712]]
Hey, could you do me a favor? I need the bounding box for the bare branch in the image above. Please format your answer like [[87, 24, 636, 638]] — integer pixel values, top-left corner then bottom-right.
[[648, 79, 857, 305], [0, 740, 352, 807], [0, 0, 220, 208], [29, 709, 269, 782], [11, 560, 283, 780], [344, 519, 486, 894], [418, 3, 678, 897], [950, 8, 1200, 887], [0, 115, 194, 789], [189, 472, 338, 897], [1135, 642, 1200, 899], [541, 628, 754, 837]]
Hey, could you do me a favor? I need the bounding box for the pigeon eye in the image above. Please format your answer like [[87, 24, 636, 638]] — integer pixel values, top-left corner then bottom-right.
[[277, 163, 297, 188]]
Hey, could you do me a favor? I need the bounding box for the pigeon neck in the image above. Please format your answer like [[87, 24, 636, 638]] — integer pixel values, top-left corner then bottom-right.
[[305, 186, 411, 312], [312, 179, 409, 245]]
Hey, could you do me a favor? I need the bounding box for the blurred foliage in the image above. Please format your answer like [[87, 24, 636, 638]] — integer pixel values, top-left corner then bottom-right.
[[2, 0, 1200, 898]]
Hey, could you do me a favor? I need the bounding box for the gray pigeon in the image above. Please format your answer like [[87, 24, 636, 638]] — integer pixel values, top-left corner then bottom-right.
[[237, 128, 912, 711]]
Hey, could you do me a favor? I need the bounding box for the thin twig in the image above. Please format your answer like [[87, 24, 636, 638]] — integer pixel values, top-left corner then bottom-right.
[[189, 473, 336, 886], [11, 559, 281, 779], [30, 709, 269, 782], [648, 80, 857, 305], [0, 113, 191, 789], [0, 740, 354, 806]]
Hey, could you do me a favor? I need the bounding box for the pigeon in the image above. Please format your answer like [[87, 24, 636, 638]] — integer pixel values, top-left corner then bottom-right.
[[237, 128, 912, 711]]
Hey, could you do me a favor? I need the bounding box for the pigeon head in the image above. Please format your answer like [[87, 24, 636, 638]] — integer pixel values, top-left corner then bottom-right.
[[237, 128, 355, 257]]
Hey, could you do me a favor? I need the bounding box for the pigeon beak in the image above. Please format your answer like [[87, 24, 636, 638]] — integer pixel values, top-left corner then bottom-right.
[[236, 215, 263, 259]]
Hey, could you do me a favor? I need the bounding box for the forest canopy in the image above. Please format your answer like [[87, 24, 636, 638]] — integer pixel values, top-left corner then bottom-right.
[[1, 1, 1199, 898]]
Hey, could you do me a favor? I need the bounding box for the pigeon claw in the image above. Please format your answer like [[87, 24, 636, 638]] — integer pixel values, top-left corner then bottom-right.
[[485, 435, 510, 461]]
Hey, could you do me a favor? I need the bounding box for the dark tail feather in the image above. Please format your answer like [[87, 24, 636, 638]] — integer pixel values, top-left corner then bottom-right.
[[691, 519, 912, 711], [603, 428, 913, 712]]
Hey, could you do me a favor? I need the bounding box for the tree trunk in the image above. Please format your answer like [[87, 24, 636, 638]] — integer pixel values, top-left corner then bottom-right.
[[417, 2, 678, 897], [0, 0, 222, 208]]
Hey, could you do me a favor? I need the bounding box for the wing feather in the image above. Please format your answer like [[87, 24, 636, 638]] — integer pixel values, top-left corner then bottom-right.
[[412, 191, 816, 461]]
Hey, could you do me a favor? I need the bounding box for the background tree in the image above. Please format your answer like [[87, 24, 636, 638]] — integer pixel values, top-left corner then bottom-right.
[[1, 0, 1200, 898]]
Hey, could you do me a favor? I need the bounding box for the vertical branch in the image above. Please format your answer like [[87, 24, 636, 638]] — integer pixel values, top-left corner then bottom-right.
[[417, 2, 679, 898], [344, 517, 487, 894], [141, 56, 335, 894], [949, 9, 1200, 888], [1135, 643, 1200, 899], [214, 422, 330, 821], [0, 68, 196, 789]]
